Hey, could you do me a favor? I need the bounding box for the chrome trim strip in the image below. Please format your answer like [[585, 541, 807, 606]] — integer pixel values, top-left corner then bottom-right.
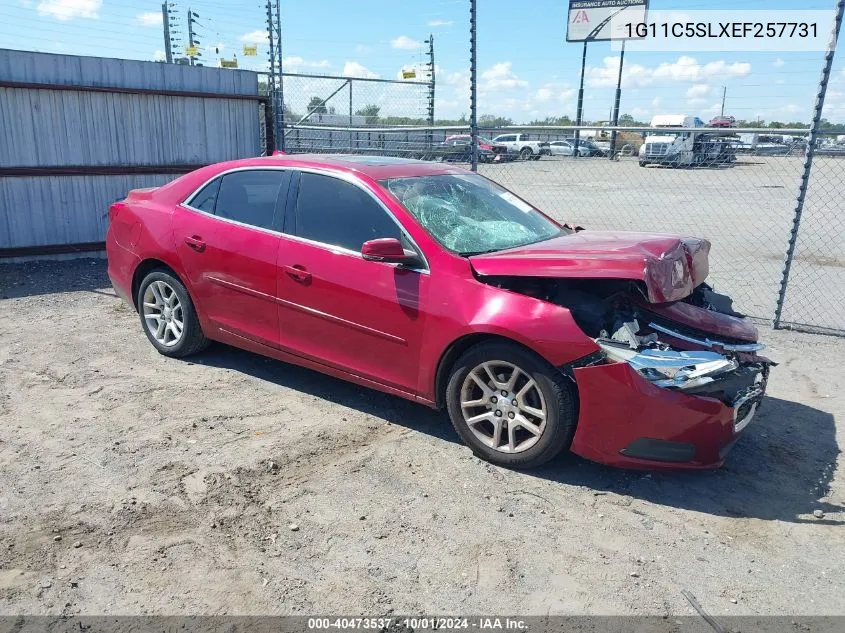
[[207, 275, 278, 303], [274, 295, 408, 345], [181, 163, 430, 273], [208, 275, 408, 346], [179, 203, 285, 239], [733, 387, 764, 433], [648, 322, 765, 353]]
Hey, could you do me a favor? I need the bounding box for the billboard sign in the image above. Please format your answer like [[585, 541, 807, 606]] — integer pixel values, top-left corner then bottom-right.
[[567, 0, 648, 42]]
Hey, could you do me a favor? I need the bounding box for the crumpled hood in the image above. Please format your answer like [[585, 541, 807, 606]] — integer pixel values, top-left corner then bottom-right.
[[469, 231, 710, 303]]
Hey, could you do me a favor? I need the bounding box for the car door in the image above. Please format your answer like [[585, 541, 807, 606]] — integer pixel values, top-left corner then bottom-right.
[[172, 169, 291, 348], [275, 170, 429, 394]]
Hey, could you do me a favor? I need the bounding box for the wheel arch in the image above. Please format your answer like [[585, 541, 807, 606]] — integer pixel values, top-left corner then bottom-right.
[[131, 258, 182, 309], [434, 332, 572, 410]]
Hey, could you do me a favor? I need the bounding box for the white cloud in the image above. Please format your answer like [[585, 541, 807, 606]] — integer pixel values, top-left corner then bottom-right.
[[651, 96, 662, 108], [773, 58, 785, 68], [136, 11, 162, 27], [782, 104, 803, 114], [631, 107, 650, 119], [153, 50, 166, 62], [342, 61, 379, 79], [534, 87, 553, 102], [391, 35, 422, 50], [240, 30, 268, 44], [686, 84, 711, 99], [37, 0, 101, 20], [354, 44, 372, 54], [481, 62, 527, 90], [588, 55, 751, 88], [283, 56, 330, 70], [428, 19, 453, 27]]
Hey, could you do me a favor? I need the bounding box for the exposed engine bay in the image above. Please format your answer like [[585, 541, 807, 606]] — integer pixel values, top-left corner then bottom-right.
[[478, 275, 772, 430]]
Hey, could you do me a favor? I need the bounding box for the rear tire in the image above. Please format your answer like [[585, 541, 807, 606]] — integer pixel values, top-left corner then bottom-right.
[[445, 341, 578, 469], [137, 270, 210, 358]]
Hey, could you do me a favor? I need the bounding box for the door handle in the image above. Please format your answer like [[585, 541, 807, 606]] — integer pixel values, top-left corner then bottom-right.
[[283, 264, 311, 283], [184, 235, 206, 252]]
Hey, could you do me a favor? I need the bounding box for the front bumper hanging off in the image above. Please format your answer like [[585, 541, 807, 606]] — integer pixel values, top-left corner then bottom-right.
[[567, 340, 768, 469]]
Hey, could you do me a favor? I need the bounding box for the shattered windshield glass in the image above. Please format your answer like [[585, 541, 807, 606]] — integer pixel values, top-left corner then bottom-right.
[[381, 173, 564, 255]]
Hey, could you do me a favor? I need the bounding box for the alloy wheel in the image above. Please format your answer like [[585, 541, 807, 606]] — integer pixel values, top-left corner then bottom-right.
[[142, 280, 184, 347], [459, 360, 547, 453]]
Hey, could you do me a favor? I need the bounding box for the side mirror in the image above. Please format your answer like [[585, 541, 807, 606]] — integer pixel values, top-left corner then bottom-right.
[[361, 238, 418, 265]]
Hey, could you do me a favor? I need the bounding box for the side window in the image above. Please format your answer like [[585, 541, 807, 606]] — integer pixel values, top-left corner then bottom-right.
[[187, 178, 220, 212], [295, 172, 402, 252], [215, 170, 287, 230]]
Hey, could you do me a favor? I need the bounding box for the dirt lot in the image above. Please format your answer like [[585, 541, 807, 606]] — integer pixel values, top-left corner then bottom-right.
[[0, 258, 843, 617]]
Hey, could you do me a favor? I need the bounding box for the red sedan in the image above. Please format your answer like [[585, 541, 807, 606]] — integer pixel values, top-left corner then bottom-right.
[[107, 154, 771, 469]]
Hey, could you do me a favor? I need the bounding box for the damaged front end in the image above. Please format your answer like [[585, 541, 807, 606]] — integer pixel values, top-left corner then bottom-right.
[[481, 275, 773, 467]]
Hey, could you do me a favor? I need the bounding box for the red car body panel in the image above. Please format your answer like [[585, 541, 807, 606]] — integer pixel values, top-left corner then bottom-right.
[[469, 232, 710, 304], [571, 362, 735, 469], [106, 154, 767, 470], [638, 299, 759, 342]]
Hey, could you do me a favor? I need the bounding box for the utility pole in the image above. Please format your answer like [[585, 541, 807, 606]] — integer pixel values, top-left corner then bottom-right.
[[720, 86, 727, 116], [163, 3, 182, 62], [609, 39, 625, 158], [265, 0, 284, 149], [469, 0, 477, 171], [187, 8, 201, 66], [425, 33, 435, 151], [161, 2, 172, 63], [573, 40, 588, 158], [425, 34, 435, 126]]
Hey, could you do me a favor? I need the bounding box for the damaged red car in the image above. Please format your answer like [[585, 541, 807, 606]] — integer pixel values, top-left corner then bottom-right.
[[107, 155, 771, 470]]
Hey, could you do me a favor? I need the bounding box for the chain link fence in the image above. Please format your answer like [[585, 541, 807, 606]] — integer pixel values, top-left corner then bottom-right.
[[269, 19, 844, 338], [472, 126, 811, 326], [275, 118, 844, 335], [278, 73, 434, 153]]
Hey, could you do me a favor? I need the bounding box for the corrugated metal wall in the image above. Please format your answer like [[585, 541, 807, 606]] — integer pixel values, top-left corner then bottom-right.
[[0, 49, 264, 253]]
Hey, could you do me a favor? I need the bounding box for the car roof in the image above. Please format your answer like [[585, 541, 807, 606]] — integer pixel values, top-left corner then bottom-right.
[[210, 153, 471, 180]]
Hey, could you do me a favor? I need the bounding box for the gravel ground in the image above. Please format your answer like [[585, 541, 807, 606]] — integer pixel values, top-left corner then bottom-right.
[[0, 258, 843, 617]]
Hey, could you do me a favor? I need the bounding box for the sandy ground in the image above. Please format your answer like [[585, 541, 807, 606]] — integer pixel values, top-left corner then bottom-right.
[[0, 258, 843, 617]]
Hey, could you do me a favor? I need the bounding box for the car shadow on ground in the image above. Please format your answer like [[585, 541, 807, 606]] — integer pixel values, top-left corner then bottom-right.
[[191, 344, 460, 445], [194, 344, 841, 526], [533, 395, 842, 525]]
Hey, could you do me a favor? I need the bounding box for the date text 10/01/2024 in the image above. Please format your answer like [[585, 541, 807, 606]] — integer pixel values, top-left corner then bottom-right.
[[307, 617, 528, 630], [624, 22, 818, 39]]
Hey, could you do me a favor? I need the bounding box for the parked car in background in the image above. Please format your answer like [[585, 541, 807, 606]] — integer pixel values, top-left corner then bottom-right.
[[709, 115, 737, 128], [491, 133, 551, 160], [559, 138, 607, 157], [442, 134, 511, 163], [549, 140, 589, 157], [108, 154, 771, 471]]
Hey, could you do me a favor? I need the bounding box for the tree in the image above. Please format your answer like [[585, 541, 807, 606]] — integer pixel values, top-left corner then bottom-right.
[[307, 96, 328, 114], [355, 104, 381, 124], [478, 114, 513, 128], [527, 115, 573, 126]]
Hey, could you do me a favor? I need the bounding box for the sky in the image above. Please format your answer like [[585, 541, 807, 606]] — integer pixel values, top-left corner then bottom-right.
[[3, 0, 845, 124]]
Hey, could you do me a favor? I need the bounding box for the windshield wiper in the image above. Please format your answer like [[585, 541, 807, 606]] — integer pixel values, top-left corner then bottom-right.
[[459, 248, 502, 256]]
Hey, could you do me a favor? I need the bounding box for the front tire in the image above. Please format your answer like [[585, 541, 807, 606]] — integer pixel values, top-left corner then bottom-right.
[[137, 270, 209, 358], [445, 342, 578, 469], [519, 147, 533, 160]]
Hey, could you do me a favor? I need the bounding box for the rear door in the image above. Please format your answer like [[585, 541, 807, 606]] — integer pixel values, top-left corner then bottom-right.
[[172, 169, 291, 348], [275, 170, 429, 393]]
